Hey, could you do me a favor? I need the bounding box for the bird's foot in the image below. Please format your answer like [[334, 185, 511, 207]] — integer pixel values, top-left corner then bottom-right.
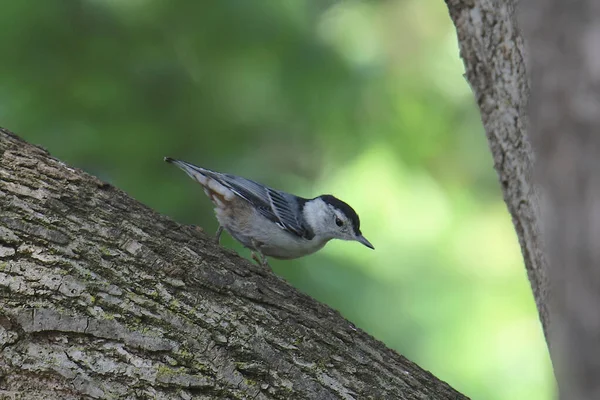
[[251, 251, 270, 268], [251, 251, 261, 265], [250, 240, 270, 268], [214, 226, 224, 244]]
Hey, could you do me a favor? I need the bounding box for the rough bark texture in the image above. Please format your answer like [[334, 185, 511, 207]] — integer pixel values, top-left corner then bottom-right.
[[0, 129, 467, 399], [444, 0, 549, 341], [519, 1, 600, 398], [447, 0, 600, 397]]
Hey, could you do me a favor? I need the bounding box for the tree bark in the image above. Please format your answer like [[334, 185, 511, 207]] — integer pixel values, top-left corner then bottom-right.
[[444, 0, 550, 341], [519, 0, 600, 398], [447, 0, 600, 397], [0, 129, 467, 399]]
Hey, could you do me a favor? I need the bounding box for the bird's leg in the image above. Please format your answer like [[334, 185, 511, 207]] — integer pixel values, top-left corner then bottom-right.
[[215, 226, 224, 244], [251, 240, 270, 268], [252, 251, 270, 269], [260, 252, 270, 268], [251, 251, 262, 265]]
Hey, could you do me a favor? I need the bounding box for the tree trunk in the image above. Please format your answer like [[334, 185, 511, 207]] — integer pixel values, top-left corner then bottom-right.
[[519, 0, 600, 398], [445, 0, 550, 344], [0, 129, 467, 399], [447, 0, 600, 397]]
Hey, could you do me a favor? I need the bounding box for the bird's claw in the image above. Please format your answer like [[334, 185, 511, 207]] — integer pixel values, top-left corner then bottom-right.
[[215, 226, 224, 244]]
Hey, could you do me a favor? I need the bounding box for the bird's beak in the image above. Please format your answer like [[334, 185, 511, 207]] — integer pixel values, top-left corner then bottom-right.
[[356, 235, 374, 250]]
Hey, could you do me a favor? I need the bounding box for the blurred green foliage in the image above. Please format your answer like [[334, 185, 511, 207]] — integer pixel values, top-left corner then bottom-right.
[[0, 0, 553, 398]]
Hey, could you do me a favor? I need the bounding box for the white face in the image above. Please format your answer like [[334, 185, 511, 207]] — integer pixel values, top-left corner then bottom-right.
[[303, 198, 374, 249], [330, 207, 358, 241]]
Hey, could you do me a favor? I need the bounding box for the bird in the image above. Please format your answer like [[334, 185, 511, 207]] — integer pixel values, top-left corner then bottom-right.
[[164, 157, 374, 267]]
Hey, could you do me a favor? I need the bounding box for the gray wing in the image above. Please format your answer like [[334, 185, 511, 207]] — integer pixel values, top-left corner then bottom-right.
[[166, 158, 312, 239], [218, 173, 313, 239]]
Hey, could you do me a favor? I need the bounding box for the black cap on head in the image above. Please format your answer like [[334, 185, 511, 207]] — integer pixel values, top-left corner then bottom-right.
[[319, 194, 361, 235]]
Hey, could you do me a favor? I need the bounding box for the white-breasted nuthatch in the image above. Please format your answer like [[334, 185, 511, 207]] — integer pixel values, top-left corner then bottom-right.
[[165, 157, 374, 266]]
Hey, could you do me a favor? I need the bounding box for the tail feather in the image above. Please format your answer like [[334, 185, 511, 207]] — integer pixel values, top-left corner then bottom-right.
[[164, 157, 235, 202], [164, 157, 210, 185], [164, 157, 211, 175]]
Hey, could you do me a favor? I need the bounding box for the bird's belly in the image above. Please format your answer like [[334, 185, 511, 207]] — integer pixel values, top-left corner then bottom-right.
[[257, 234, 328, 259], [215, 203, 327, 260]]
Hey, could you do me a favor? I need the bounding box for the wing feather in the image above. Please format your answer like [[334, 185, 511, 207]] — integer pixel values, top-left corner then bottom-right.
[[218, 174, 310, 238], [266, 189, 307, 237], [166, 158, 312, 238]]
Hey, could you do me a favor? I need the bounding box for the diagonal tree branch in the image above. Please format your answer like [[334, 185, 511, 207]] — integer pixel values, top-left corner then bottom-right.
[[0, 128, 467, 399]]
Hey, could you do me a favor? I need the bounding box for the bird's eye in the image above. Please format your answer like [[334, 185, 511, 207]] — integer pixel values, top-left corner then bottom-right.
[[335, 217, 344, 227]]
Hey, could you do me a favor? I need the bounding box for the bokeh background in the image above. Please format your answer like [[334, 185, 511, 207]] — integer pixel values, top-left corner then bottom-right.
[[0, 1, 553, 398]]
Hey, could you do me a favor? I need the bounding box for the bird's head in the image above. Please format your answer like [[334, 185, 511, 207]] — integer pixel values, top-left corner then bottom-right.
[[303, 194, 374, 249]]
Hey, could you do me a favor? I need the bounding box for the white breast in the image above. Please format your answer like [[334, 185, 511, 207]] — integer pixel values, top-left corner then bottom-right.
[[214, 200, 329, 259]]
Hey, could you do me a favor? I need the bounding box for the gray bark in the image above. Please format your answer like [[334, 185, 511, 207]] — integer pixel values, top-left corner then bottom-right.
[[448, 0, 600, 397], [444, 0, 550, 341], [519, 0, 600, 399], [0, 128, 467, 399]]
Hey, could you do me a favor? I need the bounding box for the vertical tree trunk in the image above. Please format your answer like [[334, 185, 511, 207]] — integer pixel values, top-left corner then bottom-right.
[[520, 0, 600, 398], [447, 0, 600, 397], [445, 0, 549, 340]]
